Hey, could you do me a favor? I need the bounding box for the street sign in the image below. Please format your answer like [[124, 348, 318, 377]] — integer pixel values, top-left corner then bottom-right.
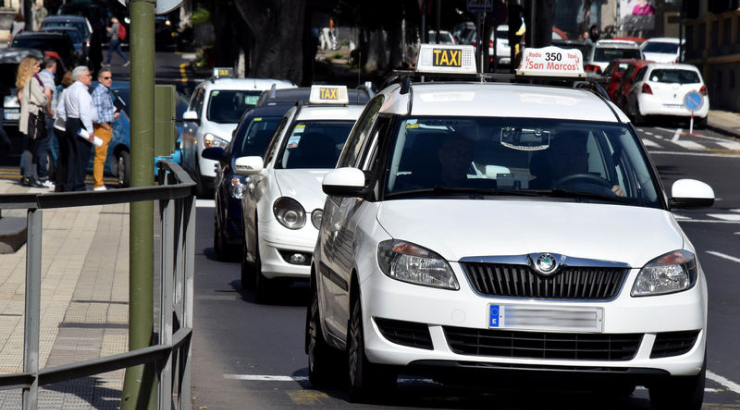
[[684, 91, 704, 111], [468, 0, 493, 12]]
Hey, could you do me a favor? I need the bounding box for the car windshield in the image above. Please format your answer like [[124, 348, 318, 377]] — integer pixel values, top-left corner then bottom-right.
[[643, 42, 679, 54], [207, 90, 261, 123], [277, 120, 355, 169], [648, 69, 701, 84], [428, 31, 455, 44], [233, 115, 282, 158], [42, 22, 87, 37], [384, 117, 661, 207], [594, 47, 641, 62]]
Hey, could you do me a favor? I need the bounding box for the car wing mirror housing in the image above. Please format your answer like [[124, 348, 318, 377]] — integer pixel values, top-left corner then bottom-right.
[[322, 167, 368, 197], [670, 179, 715, 208], [201, 147, 226, 161], [183, 110, 199, 124], [234, 156, 264, 176]]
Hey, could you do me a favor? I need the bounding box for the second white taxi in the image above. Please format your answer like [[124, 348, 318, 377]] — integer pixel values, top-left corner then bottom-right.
[[236, 85, 364, 303]]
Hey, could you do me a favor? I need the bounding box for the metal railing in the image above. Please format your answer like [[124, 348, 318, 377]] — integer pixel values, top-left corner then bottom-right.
[[0, 160, 195, 410]]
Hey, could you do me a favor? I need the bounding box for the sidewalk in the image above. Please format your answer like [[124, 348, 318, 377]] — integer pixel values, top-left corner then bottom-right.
[[0, 178, 130, 410], [707, 109, 740, 139]]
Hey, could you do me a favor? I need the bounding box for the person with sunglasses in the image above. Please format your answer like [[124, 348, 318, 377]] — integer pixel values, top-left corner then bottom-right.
[[91, 69, 119, 190]]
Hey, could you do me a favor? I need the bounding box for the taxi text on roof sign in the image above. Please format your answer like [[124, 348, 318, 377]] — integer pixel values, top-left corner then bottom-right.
[[213, 67, 234, 79], [309, 85, 349, 105], [416, 44, 477, 75], [515, 46, 586, 78]]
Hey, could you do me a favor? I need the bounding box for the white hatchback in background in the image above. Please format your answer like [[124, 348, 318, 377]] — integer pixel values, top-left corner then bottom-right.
[[181, 68, 296, 195], [307, 45, 714, 410], [626, 63, 709, 127], [641, 37, 684, 64], [236, 85, 364, 303], [584, 39, 643, 74]]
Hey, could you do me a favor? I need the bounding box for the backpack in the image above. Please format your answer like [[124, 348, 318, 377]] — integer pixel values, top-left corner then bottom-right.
[[117, 24, 126, 40]]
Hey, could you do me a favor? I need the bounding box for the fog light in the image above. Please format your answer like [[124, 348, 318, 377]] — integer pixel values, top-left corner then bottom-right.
[[289, 253, 307, 265]]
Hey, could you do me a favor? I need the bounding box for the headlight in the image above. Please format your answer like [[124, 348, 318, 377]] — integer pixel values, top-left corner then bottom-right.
[[377, 240, 459, 290], [204, 133, 228, 148], [311, 209, 323, 229], [229, 177, 246, 199], [631, 250, 697, 297], [273, 197, 305, 229]]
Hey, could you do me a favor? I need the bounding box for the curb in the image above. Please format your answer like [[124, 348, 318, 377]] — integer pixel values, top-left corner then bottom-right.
[[706, 122, 740, 140]]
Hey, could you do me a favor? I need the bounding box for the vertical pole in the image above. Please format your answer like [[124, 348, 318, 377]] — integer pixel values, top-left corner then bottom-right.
[[689, 112, 694, 135], [22, 209, 42, 410], [159, 195, 174, 410], [121, 0, 157, 409], [180, 195, 196, 410]]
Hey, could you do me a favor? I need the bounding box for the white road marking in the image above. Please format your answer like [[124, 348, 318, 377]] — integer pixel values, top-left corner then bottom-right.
[[641, 139, 663, 148], [648, 151, 740, 158], [706, 251, 740, 264], [672, 128, 682, 142], [672, 213, 691, 220], [636, 128, 645, 132], [181, 53, 198, 60], [717, 141, 740, 151], [677, 218, 740, 224], [196, 199, 215, 208], [708, 214, 740, 221], [671, 140, 706, 150], [656, 126, 676, 133], [644, 131, 654, 136], [708, 370, 740, 394]]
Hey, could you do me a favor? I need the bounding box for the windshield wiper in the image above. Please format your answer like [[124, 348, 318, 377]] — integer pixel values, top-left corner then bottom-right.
[[533, 188, 634, 204], [385, 186, 540, 199]]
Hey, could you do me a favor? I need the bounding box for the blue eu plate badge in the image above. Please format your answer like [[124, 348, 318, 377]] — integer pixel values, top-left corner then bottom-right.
[[490, 305, 500, 327]]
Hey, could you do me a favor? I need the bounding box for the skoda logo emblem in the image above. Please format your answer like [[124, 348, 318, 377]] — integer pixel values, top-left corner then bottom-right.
[[535, 254, 558, 275]]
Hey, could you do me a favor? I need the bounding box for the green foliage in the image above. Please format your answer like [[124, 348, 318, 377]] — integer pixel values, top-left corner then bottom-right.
[[331, 52, 344, 59], [341, 39, 349, 47], [191, 8, 211, 25]]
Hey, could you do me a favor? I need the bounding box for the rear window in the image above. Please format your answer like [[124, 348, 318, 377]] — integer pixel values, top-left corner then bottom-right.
[[594, 48, 641, 62], [643, 42, 679, 54], [648, 69, 701, 84]]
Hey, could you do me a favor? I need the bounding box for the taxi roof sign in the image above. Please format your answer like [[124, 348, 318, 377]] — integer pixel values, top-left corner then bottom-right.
[[309, 85, 349, 104], [416, 44, 477, 75], [516, 46, 586, 78], [213, 67, 234, 79]]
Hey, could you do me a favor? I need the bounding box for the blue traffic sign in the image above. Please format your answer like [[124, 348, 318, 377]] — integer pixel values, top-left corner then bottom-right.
[[468, 0, 493, 12], [684, 92, 704, 111]]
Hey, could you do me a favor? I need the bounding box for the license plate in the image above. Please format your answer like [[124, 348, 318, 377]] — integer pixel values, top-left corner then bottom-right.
[[489, 305, 604, 332], [4, 112, 20, 121], [663, 104, 683, 109]]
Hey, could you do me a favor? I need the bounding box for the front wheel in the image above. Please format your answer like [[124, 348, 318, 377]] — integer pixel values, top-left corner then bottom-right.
[[306, 280, 343, 388], [240, 241, 255, 290], [649, 361, 705, 410], [633, 102, 646, 126]]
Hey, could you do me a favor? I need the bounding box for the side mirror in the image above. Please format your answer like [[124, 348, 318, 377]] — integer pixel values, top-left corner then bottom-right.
[[202, 147, 226, 161], [234, 156, 264, 176], [183, 110, 198, 124], [322, 167, 367, 197], [670, 179, 715, 208]]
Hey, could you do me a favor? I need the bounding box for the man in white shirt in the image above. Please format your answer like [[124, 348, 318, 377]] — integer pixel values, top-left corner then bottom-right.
[[64, 66, 98, 192]]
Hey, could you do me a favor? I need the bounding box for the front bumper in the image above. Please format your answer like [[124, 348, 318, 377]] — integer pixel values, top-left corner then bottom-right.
[[360, 263, 706, 379], [258, 222, 319, 280]]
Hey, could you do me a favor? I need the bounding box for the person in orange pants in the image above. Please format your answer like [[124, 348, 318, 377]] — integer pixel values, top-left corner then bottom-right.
[[91, 69, 119, 190]]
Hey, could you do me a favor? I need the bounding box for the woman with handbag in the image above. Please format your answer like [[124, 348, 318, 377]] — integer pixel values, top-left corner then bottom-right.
[[16, 55, 51, 188]]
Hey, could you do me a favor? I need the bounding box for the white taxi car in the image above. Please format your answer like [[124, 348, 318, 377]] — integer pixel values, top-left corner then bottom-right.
[[306, 45, 714, 410], [181, 68, 296, 195], [236, 86, 364, 303]]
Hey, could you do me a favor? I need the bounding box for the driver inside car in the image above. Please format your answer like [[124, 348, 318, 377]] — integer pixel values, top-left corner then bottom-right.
[[530, 131, 625, 197]]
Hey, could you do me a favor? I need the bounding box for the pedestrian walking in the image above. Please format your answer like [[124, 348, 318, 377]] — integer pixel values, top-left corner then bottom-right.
[[34, 1, 48, 31], [9, 13, 24, 45], [16, 55, 50, 188], [63, 66, 97, 192], [36, 56, 57, 189], [53, 71, 74, 192], [91, 69, 119, 191], [105, 18, 130, 67]]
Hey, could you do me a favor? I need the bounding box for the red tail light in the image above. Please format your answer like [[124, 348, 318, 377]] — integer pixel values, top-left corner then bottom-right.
[[641, 83, 653, 94], [489, 40, 494, 47], [699, 85, 707, 96], [584, 64, 601, 74]]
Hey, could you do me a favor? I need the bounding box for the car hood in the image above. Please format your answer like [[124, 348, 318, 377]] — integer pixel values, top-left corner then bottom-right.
[[203, 122, 238, 142], [274, 169, 331, 211], [642, 52, 677, 63], [375, 199, 685, 267]]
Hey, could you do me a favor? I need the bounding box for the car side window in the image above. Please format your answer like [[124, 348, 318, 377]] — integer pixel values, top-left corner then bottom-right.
[[263, 117, 289, 163], [190, 89, 205, 119], [336, 94, 384, 169], [634, 67, 648, 82]]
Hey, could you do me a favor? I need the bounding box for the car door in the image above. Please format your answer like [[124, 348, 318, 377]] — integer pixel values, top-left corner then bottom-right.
[[627, 66, 649, 113]]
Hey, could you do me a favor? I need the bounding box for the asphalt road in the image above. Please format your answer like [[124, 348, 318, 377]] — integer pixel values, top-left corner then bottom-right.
[[189, 123, 740, 409]]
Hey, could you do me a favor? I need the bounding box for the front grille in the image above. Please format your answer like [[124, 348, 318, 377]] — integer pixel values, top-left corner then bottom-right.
[[444, 326, 642, 361], [651, 330, 700, 358], [375, 318, 433, 350], [462, 263, 628, 300]]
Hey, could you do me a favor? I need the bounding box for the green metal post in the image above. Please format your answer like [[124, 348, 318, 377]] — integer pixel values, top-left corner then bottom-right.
[[121, 0, 157, 409]]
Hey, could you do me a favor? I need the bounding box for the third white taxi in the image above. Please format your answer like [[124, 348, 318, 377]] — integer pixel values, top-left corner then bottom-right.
[[306, 45, 714, 410]]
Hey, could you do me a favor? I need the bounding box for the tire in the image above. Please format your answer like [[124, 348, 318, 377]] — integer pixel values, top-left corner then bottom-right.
[[240, 241, 255, 290], [649, 360, 705, 410], [116, 151, 131, 188], [694, 116, 708, 130], [306, 279, 343, 388], [213, 219, 226, 261], [252, 237, 273, 304], [633, 102, 646, 126], [347, 297, 396, 403]]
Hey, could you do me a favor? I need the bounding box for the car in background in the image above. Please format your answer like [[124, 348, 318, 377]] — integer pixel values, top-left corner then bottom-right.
[[602, 58, 639, 100], [255, 85, 373, 107], [180, 68, 296, 196], [236, 86, 363, 303], [612, 59, 652, 110], [40, 26, 88, 65], [624, 63, 709, 127], [452, 21, 475, 44], [641, 37, 684, 64], [10, 31, 77, 70], [583, 39, 643, 74], [552, 39, 588, 57], [428, 30, 456, 45], [40, 15, 93, 48]]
